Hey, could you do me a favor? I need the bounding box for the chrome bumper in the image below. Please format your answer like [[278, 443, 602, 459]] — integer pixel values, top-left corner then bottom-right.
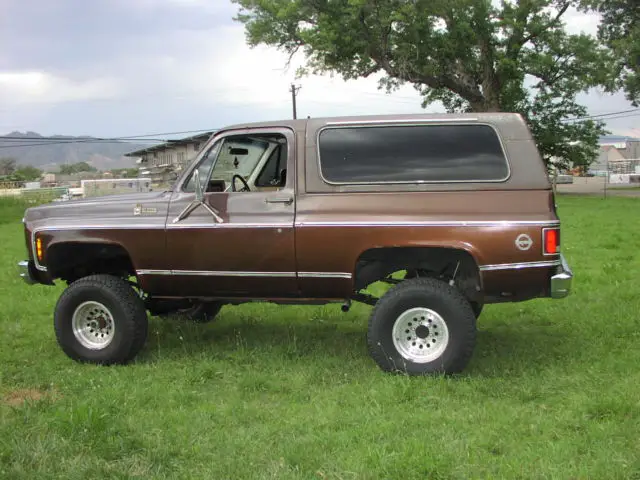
[[550, 254, 573, 299], [18, 260, 37, 285]]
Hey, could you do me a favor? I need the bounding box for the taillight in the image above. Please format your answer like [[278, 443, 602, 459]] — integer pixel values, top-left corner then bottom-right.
[[543, 228, 560, 255]]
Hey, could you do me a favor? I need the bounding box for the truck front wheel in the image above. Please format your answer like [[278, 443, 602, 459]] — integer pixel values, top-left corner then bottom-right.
[[367, 278, 476, 375], [53, 274, 148, 365]]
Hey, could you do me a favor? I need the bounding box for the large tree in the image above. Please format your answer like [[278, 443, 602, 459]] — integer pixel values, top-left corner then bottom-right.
[[233, 0, 615, 169], [582, 0, 640, 105]]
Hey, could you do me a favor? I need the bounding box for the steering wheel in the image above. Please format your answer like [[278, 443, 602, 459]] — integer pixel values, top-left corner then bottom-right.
[[231, 174, 251, 192]]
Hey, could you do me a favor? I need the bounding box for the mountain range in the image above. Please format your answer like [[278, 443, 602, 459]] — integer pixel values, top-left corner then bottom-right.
[[0, 132, 152, 172]]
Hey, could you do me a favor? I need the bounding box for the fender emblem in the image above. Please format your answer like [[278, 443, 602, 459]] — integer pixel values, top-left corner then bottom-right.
[[134, 204, 157, 216], [515, 234, 533, 251]]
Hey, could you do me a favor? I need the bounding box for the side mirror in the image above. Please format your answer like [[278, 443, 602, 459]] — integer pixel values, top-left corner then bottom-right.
[[194, 169, 204, 202]]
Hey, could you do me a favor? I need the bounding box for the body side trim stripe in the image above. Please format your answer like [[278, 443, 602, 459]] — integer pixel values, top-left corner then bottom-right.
[[137, 263, 557, 277], [479, 260, 561, 271], [165, 223, 293, 229], [296, 220, 560, 228], [297, 272, 353, 279], [136, 270, 353, 279], [137, 270, 296, 278]]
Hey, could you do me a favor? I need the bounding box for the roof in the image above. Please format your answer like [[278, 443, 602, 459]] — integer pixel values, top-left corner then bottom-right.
[[219, 112, 521, 132], [125, 131, 214, 157]]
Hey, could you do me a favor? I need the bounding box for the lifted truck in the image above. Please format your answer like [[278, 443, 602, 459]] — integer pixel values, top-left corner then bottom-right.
[[18, 113, 572, 375]]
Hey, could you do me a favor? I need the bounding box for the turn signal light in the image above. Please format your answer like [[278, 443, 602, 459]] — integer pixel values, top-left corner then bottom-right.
[[35, 237, 43, 261], [543, 228, 559, 255]]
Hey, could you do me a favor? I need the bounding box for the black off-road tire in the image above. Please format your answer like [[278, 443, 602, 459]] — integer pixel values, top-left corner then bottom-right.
[[53, 274, 149, 365], [367, 278, 477, 375]]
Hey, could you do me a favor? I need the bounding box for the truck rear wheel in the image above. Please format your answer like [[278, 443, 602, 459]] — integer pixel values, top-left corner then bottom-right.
[[53, 274, 148, 365], [367, 278, 476, 375]]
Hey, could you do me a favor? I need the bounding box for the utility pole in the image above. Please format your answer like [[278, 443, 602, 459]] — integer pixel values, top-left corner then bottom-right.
[[290, 83, 301, 119]]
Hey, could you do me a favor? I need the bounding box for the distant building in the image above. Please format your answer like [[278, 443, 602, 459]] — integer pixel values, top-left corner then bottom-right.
[[124, 131, 213, 184], [594, 136, 640, 175]]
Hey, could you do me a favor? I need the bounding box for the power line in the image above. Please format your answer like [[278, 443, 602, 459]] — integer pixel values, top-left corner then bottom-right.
[[0, 128, 218, 142], [563, 108, 640, 122], [1, 106, 637, 150], [0, 139, 169, 149], [0, 128, 219, 149]]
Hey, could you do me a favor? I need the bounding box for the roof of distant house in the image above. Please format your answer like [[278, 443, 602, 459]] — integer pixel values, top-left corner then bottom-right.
[[125, 131, 214, 157]]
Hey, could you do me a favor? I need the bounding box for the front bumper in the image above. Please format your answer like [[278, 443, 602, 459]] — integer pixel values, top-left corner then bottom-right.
[[18, 260, 38, 285], [550, 254, 573, 299]]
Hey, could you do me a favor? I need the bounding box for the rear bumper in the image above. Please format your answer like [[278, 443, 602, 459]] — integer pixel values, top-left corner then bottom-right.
[[550, 254, 573, 299], [18, 260, 38, 285]]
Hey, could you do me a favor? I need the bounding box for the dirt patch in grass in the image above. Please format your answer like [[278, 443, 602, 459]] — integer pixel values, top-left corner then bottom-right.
[[2, 388, 58, 406]]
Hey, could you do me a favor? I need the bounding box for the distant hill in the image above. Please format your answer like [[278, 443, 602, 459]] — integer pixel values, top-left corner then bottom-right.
[[0, 131, 152, 172], [599, 135, 640, 144]]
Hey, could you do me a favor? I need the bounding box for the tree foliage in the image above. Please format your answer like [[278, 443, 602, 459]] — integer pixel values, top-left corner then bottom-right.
[[233, 0, 616, 169], [59, 161, 97, 175], [0, 157, 17, 176], [12, 166, 43, 182], [110, 168, 140, 178], [581, 0, 640, 105]]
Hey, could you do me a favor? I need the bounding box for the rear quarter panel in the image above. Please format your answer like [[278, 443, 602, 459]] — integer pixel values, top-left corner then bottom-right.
[[295, 114, 560, 300]]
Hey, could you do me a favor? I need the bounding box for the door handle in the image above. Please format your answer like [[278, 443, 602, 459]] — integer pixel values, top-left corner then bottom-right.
[[265, 196, 293, 205]]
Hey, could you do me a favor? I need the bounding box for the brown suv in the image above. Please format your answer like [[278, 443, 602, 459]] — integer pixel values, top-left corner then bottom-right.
[[18, 113, 572, 375]]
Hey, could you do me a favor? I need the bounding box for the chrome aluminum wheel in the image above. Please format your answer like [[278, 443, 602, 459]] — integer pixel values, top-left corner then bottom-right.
[[392, 307, 450, 363], [71, 301, 115, 350]]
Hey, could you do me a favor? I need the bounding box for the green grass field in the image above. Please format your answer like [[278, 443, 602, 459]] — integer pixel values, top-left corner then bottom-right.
[[1, 195, 640, 479]]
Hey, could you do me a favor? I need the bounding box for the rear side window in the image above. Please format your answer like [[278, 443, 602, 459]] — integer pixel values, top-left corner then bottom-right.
[[317, 124, 509, 183]]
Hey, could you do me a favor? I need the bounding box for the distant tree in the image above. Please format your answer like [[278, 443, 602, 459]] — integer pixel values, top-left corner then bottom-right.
[[109, 167, 140, 178], [581, 0, 640, 105], [12, 165, 43, 182], [59, 162, 98, 175], [59, 164, 75, 175], [0, 157, 17, 176], [233, 0, 614, 169], [123, 168, 140, 178]]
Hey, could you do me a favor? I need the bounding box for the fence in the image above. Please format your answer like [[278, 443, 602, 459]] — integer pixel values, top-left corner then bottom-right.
[[0, 186, 70, 203], [81, 179, 152, 197]]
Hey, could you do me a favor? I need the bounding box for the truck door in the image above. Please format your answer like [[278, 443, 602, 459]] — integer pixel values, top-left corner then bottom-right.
[[151, 127, 298, 298]]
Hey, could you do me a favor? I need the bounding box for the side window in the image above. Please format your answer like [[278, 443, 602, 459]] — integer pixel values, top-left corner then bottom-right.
[[255, 145, 285, 187], [182, 132, 289, 193], [318, 124, 509, 183]]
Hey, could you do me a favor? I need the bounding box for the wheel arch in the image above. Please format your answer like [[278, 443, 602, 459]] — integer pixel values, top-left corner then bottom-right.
[[353, 244, 484, 304], [46, 240, 137, 283]]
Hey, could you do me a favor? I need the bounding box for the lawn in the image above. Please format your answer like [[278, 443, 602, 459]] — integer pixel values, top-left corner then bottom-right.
[[1, 195, 640, 479]]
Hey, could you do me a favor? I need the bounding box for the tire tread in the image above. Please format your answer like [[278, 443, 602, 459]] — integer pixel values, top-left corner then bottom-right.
[[367, 277, 477, 375], [53, 274, 148, 364]]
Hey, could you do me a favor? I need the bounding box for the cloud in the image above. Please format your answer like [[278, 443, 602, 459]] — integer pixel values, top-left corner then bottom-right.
[[0, 71, 121, 105], [0, 0, 635, 137]]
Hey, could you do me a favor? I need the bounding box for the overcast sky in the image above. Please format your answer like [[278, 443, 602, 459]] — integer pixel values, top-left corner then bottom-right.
[[0, 0, 638, 139]]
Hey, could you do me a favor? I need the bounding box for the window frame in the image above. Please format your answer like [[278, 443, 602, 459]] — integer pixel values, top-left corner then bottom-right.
[[315, 122, 512, 186], [176, 127, 295, 194]]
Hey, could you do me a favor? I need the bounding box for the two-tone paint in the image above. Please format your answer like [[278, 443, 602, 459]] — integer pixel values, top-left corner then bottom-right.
[[20, 112, 572, 303]]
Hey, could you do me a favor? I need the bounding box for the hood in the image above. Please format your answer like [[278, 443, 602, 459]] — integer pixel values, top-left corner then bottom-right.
[[24, 191, 173, 223]]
